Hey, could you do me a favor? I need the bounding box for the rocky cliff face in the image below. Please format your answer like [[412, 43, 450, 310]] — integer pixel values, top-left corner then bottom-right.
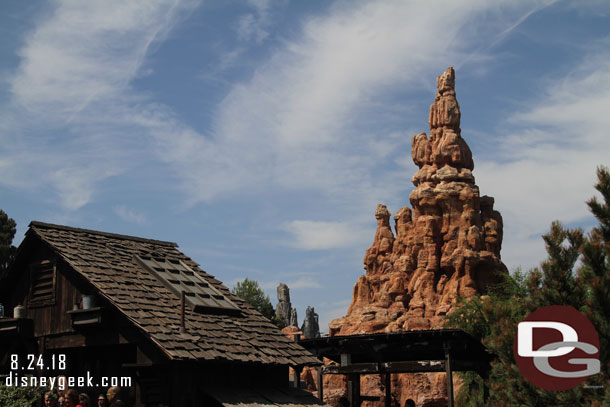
[[327, 67, 507, 406]]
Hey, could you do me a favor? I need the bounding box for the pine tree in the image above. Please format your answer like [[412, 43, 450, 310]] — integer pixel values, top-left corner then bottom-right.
[[579, 166, 610, 404], [232, 278, 284, 327], [0, 210, 17, 278], [446, 167, 610, 406]]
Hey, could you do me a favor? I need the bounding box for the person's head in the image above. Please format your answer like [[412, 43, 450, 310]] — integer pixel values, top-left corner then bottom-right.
[[107, 386, 121, 402], [45, 392, 58, 407], [66, 389, 79, 407], [79, 393, 90, 407], [97, 394, 108, 407], [57, 396, 66, 407], [405, 399, 416, 407]]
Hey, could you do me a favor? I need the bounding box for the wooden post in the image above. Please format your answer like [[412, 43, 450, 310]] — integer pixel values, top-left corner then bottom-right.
[[293, 366, 302, 389], [445, 344, 454, 407], [180, 291, 186, 333], [384, 373, 391, 407], [350, 374, 360, 407], [317, 366, 324, 401], [342, 354, 359, 406]]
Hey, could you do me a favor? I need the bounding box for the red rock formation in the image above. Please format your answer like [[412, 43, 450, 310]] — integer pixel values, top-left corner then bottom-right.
[[327, 67, 507, 406]]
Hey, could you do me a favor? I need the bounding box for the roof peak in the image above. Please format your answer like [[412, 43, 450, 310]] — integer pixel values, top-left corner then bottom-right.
[[29, 221, 177, 247]]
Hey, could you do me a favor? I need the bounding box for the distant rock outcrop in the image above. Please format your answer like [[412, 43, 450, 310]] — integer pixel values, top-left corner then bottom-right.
[[290, 308, 299, 327], [276, 283, 292, 326], [327, 67, 507, 406], [301, 306, 320, 339]]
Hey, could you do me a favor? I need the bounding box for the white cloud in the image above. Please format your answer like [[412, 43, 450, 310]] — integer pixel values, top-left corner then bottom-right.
[[10, 0, 194, 118], [1, 0, 199, 210], [114, 205, 149, 225], [235, 0, 273, 44], [101, 0, 549, 226], [1, 0, 561, 242], [477, 45, 610, 272], [282, 220, 369, 250], [316, 299, 352, 334], [260, 275, 322, 291], [188, 0, 552, 248]]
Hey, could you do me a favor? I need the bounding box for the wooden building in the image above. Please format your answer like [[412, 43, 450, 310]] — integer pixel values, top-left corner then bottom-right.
[[0, 221, 323, 406]]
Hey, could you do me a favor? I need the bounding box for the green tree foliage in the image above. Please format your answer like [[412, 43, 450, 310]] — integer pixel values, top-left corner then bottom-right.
[[232, 278, 281, 326], [0, 210, 17, 278], [446, 167, 610, 406], [0, 376, 45, 407]]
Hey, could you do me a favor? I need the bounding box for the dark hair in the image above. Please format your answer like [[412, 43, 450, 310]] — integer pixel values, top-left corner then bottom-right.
[[405, 399, 416, 407], [66, 389, 79, 403]]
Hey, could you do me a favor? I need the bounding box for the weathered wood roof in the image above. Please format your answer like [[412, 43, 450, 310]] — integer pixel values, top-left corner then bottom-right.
[[26, 221, 319, 366], [299, 329, 492, 375]]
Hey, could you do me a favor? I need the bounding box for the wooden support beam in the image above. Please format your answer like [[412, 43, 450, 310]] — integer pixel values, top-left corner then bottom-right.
[[384, 373, 391, 407], [348, 374, 360, 407], [317, 366, 323, 401], [324, 363, 379, 375], [445, 347, 454, 407], [322, 359, 483, 375], [385, 360, 445, 373], [293, 366, 302, 389]]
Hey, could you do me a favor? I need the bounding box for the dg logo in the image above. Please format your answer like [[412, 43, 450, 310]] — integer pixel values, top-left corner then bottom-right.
[[514, 305, 600, 391]]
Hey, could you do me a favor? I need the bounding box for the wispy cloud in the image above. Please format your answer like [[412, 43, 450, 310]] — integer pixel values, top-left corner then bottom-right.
[[153, 0, 549, 248], [477, 42, 610, 271], [0, 0, 199, 210], [236, 0, 272, 44], [282, 220, 369, 250], [114, 205, 148, 225], [1, 0, 567, 261], [260, 275, 322, 291]]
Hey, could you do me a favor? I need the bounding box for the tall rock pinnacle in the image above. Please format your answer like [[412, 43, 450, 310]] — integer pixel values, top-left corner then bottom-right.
[[326, 66, 507, 406], [276, 283, 292, 326], [330, 67, 506, 336]]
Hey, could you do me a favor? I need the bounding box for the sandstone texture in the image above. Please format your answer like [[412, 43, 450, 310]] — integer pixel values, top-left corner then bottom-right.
[[327, 67, 507, 406]]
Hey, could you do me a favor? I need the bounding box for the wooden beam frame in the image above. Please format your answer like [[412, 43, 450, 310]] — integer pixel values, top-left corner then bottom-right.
[[317, 366, 323, 401], [322, 359, 484, 375], [445, 346, 454, 407], [384, 373, 391, 407]]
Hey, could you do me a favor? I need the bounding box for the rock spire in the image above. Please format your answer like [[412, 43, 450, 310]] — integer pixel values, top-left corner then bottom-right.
[[301, 306, 321, 339], [276, 283, 292, 326], [326, 67, 508, 406], [330, 66, 506, 336]]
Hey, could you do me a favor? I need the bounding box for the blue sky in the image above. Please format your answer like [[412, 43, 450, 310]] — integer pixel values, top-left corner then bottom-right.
[[1, 0, 609, 332]]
